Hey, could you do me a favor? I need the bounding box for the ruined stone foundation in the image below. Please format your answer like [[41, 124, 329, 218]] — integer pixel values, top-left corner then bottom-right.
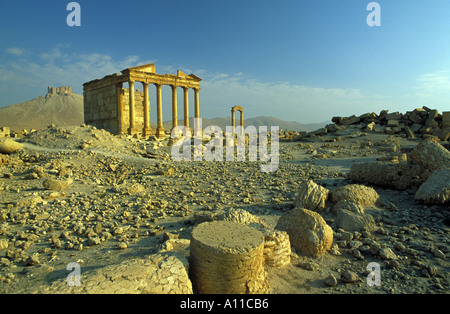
[[189, 221, 269, 294]]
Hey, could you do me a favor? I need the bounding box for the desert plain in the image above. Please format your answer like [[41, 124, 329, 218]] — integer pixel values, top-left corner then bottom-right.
[[0, 108, 449, 294]]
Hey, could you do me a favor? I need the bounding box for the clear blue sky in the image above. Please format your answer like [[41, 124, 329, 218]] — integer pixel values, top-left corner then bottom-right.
[[1, 0, 449, 123]]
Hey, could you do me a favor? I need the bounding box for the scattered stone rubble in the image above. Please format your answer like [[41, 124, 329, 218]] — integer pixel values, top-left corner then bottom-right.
[[0, 111, 449, 294], [40, 253, 193, 294]]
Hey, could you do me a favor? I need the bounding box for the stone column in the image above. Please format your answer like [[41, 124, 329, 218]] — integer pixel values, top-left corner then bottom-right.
[[239, 110, 244, 135], [240, 110, 244, 128], [155, 84, 165, 138], [231, 108, 236, 137], [143, 82, 151, 137], [127, 80, 136, 135], [116, 83, 124, 133], [171, 85, 178, 130], [194, 88, 200, 137], [231, 108, 235, 128], [190, 221, 269, 294], [183, 87, 189, 129]]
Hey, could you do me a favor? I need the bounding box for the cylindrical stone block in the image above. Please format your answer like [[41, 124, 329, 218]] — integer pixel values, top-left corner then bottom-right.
[[190, 221, 269, 294]]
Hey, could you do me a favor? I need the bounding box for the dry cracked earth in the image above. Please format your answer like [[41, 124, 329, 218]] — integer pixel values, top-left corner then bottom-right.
[[0, 124, 448, 294]]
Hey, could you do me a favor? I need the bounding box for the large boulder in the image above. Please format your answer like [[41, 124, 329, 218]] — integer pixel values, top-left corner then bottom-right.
[[330, 184, 379, 206], [294, 180, 329, 211], [113, 182, 146, 195], [333, 199, 365, 214], [43, 178, 73, 191], [275, 208, 333, 256], [414, 169, 450, 204], [0, 139, 23, 154], [410, 138, 450, 171], [335, 209, 376, 232]]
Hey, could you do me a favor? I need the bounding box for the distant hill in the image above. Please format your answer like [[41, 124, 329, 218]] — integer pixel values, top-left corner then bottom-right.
[[162, 116, 326, 133], [0, 87, 325, 133], [0, 87, 83, 131]]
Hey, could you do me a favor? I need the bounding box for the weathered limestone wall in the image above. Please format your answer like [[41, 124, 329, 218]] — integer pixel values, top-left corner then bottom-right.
[[84, 83, 120, 134], [84, 79, 149, 135]]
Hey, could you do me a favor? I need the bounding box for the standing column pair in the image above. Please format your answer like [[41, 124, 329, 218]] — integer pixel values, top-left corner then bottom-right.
[[231, 107, 244, 135], [181, 87, 200, 133], [127, 80, 153, 137]]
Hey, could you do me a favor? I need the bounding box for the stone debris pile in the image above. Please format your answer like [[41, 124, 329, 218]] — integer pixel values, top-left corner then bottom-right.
[[279, 108, 450, 142], [329, 108, 450, 141]]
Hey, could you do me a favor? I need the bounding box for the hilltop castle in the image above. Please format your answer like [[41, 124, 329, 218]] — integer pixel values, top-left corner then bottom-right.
[[46, 86, 74, 98]]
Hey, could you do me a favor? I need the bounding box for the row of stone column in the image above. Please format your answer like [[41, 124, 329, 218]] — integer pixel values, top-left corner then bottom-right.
[[127, 80, 200, 138]]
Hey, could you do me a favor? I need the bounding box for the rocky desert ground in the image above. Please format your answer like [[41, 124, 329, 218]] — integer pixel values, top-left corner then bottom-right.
[[0, 109, 449, 294]]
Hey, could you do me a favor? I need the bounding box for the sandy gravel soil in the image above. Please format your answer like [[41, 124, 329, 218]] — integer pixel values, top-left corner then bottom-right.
[[0, 125, 448, 294]]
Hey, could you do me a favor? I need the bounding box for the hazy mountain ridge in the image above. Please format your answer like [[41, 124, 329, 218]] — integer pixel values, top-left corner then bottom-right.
[[169, 116, 327, 133]]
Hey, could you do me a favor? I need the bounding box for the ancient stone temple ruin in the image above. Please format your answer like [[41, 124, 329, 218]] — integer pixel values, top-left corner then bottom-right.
[[83, 63, 202, 138]]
